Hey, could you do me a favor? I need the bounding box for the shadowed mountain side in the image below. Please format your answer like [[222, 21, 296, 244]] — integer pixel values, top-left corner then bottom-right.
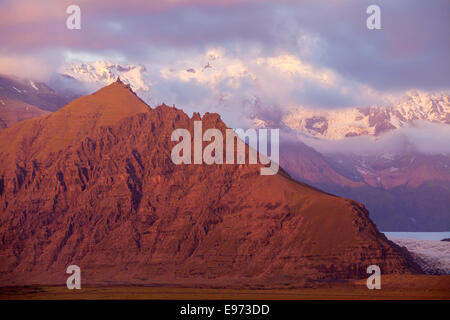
[[0, 74, 74, 113], [279, 141, 364, 188], [0, 82, 421, 287], [0, 74, 78, 131], [280, 141, 450, 231], [317, 183, 450, 232]]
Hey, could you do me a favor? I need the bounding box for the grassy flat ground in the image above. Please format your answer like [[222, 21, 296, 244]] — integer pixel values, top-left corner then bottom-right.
[[1, 275, 449, 300]]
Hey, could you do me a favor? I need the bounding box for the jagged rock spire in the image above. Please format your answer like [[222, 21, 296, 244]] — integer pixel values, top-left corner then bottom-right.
[[116, 76, 123, 84]]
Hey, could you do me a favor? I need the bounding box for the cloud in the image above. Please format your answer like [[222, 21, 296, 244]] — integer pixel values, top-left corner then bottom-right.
[[295, 121, 450, 156], [145, 47, 381, 125], [0, 0, 448, 125], [0, 51, 64, 80], [290, 0, 450, 91]]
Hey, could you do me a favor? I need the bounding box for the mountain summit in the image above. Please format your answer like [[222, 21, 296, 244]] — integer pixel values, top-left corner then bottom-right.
[[0, 83, 421, 287], [0, 81, 150, 166]]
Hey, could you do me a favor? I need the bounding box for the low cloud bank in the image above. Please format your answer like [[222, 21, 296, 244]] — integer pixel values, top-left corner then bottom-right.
[[292, 121, 450, 156]]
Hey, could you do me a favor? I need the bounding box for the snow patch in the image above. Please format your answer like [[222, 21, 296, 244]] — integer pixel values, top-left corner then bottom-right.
[[282, 91, 450, 140], [29, 80, 39, 91]]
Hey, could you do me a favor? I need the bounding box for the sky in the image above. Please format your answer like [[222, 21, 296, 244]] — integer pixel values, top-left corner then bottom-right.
[[1, 0, 449, 130]]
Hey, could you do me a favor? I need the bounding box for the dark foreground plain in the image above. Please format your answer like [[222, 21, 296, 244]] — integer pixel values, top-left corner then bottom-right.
[[1, 275, 448, 300]]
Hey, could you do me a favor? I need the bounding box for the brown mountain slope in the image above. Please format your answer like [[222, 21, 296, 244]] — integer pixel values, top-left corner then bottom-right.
[[0, 98, 49, 130], [0, 79, 149, 168], [0, 81, 421, 287], [280, 145, 450, 231]]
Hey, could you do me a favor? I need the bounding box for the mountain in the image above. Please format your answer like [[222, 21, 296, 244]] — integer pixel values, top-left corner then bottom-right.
[[275, 91, 450, 231], [0, 99, 49, 131], [326, 150, 450, 190], [0, 78, 150, 168], [0, 74, 78, 131], [0, 81, 421, 287], [279, 140, 363, 188], [323, 151, 450, 231], [283, 91, 450, 140], [280, 141, 450, 231], [0, 74, 76, 112]]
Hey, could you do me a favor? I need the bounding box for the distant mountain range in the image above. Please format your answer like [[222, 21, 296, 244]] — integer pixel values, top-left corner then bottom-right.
[[59, 61, 450, 141], [280, 141, 450, 231], [250, 89, 450, 232], [0, 74, 78, 130], [282, 91, 450, 139]]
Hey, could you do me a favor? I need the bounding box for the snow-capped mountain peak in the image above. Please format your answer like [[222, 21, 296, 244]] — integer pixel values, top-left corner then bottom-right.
[[60, 61, 151, 102], [283, 91, 450, 140]]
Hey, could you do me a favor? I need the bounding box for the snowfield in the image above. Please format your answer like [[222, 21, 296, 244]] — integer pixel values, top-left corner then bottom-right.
[[282, 91, 450, 140], [388, 237, 450, 275]]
